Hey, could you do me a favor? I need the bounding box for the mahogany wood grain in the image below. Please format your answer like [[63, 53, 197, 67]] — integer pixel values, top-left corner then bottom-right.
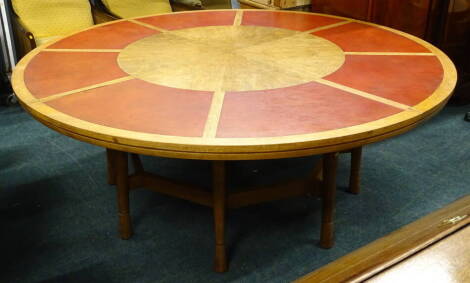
[[370, 0, 432, 39], [440, 0, 470, 103], [311, 0, 373, 21]]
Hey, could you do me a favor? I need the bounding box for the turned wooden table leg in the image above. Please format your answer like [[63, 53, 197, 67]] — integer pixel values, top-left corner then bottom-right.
[[213, 161, 228, 272], [106, 148, 116, 185], [320, 152, 338, 249], [114, 150, 133, 240], [349, 147, 362, 195], [130, 153, 144, 174]]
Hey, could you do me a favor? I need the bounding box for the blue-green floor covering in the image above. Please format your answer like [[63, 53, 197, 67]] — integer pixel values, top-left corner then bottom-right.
[[1, 104, 469, 282]]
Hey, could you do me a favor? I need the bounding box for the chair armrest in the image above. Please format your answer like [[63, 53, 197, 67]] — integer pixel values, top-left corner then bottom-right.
[[170, 0, 203, 11], [91, 0, 122, 20], [199, 0, 232, 10], [91, 4, 119, 23], [11, 14, 36, 59]]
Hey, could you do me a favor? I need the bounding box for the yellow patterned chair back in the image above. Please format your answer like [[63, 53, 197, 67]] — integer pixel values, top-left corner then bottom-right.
[[101, 0, 172, 18], [12, 0, 94, 46]]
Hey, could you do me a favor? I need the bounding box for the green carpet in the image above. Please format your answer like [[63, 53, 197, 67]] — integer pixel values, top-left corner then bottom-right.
[[1, 104, 469, 282]]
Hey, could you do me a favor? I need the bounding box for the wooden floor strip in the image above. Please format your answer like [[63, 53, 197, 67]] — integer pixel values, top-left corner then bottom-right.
[[316, 78, 414, 111], [37, 76, 134, 103], [203, 91, 226, 138]]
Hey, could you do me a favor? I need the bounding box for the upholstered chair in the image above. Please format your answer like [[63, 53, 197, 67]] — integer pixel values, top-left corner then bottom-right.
[[94, 0, 231, 19], [11, 0, 115, 58]]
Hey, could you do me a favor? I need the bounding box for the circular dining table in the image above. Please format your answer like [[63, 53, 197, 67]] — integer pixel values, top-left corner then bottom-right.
[[12, 9, 456, 272]]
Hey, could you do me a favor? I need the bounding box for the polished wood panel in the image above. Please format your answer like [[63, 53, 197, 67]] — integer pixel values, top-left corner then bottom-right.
[[311, 0, 437, 40], [311, 0, 372, 21], [296, 195, 470, 282], [367, 225, 470, 283], [371, 0, 432, 39], [441, 0, 470, 103]]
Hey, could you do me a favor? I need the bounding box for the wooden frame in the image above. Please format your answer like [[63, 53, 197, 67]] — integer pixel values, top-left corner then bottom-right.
[[105, 147, 360, 271], [106, 148, 327, 272]]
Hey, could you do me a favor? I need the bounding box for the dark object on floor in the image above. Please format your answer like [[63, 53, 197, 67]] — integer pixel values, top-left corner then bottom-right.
[[0, 74, 16, 106], [4, 93, 17, 106], [465, 112, 470, 122]]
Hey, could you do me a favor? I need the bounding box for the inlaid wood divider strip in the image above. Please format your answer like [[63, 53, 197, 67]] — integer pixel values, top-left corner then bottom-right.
[[127, 19, 168, 32], [304, 20, 351, 34], [233, 10, 243, 26], [43, 49, 122, 53], [37, 76, 134, 103], [203, 91, 226, 138], [316, 78, 415, 111], [344, 52, 435, 56]]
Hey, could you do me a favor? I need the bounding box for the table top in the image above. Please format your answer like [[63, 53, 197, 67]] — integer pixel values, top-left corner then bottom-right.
[[12, 10, 457, 160]]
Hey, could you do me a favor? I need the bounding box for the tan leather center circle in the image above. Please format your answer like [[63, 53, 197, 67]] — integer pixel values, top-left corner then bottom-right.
[[118, 25, 345, 92]]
